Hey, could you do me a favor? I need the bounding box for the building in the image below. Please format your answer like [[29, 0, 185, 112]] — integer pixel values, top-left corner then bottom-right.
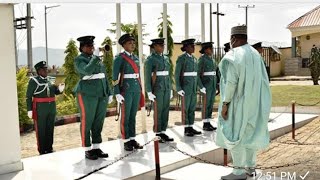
[[286, 5, 320, 76]]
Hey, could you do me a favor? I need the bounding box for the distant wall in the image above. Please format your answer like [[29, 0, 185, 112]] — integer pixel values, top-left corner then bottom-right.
[[299, 32, 320, 58], [279, 48, 291, 76]]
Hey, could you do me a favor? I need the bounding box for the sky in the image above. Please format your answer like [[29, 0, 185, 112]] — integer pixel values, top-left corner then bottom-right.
[[14, 2, 320, 54]]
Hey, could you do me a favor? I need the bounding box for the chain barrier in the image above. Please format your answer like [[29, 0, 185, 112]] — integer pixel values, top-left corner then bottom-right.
[[74, 138, 156, 180], [295, 100, 320, 106], [164, 141, 313, 170]]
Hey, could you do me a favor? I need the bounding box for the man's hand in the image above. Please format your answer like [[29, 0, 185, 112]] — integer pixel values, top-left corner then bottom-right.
[[116, 94, 124, 104], [27, 111, 33, 119], [221, 104, 228, 120], [147, 92, 156, 102], [108, 95, 113, 104], [216, 84, 220, 96], [177, 90, 185, 97]]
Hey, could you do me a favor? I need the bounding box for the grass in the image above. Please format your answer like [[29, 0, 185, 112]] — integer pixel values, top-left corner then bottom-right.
[[271, 85, 320, 106], [169, 85, 320, 107]]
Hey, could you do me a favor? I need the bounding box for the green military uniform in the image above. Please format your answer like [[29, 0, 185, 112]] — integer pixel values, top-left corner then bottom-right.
[[112, 34, 144, 152], [198, 42, 218, 131], [26, 61, 61, 155], [145, 38, 174, 142], [175, 39, 201, 136], [309, 45, 320, 85], [113, 52, 141, 140], [74, 36, 112, 154]]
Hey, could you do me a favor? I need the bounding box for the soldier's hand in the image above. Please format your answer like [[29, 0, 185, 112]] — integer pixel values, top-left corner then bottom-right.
[[58, 83, 65, 93], [147, 92, 156, 102], [177, 90, 185, 97], [27, 111, 33, 119], [200, 87, 206, 94], [221, 104, 228, 120], [116, 94, 125, 104], [108, 95, 113, 104], [170, 90, 173, 99]]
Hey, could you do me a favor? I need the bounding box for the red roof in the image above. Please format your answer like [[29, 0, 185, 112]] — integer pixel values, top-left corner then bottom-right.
[[288, 5, 320, 28]]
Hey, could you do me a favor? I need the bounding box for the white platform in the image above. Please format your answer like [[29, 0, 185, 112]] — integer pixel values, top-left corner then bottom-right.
[[162, 163, 282, 180], [0, 113, 317, 180]]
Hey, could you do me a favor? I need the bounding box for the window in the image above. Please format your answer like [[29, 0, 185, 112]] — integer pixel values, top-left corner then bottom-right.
[[302, 58, 309, 68]]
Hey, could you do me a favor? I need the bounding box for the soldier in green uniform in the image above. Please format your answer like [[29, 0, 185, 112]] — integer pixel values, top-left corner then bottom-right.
[[224, 42, 230, 53], [253, 42, 270, 81], [198, 42, 218, 131], [175, 39, 202, 137], [145, 38, 174, 143], [26, 61, 65, 155], [74, 36, 113, 160], [309, 45, 320, 85], [112, 34, 144, 151]]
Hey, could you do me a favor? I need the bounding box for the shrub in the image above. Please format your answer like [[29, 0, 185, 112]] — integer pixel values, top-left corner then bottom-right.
[[16, 67, 33, 126]]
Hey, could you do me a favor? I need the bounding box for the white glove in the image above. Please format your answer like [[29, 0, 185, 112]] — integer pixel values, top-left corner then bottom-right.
[[177, 90, 185, 97], [58, 83, 65, 93], [116, 94, 125, 104], [27, 111, 33, 119], [108, 95, 113, 104], [200, 87, 206, 94], [170, 90, 173, 99], [147, 92, 156, 102]]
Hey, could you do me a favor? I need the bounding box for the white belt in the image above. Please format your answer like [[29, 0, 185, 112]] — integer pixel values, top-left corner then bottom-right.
[[152, 71, 169, 76], [82, 73, 105, 80], [123, 73, 139, 78], [203, 71, 216, 76], [183, 72, 197, 76]]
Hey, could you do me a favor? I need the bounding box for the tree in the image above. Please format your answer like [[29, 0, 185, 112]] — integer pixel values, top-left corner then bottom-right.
[[62, 39, 79, 95], [101, 36, 114, 85], [158, 13, 174, 84], [107, 23, 148, 56]]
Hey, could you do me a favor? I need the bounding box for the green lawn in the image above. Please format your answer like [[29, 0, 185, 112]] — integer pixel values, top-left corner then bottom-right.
[[271, 85, 320, 106], [170, 85, 320, 107]]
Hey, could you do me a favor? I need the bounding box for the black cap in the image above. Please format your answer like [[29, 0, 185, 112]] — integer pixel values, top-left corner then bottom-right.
[[224, 42, 230, 53], [34, 61, 47, 71], [199, 42, 213, 54], [252, 42, 262, 49], [118, 34, 135, 46], [77, 35, 95, 45], [150, 38, 165, 47], [181, 38, 195, 51], [181, 38, 195, 45]]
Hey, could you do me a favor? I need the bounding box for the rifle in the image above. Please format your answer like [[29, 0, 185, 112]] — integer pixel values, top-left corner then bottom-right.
[[115, 62, 125, 121], [147, 64, 158, 116], [153, 101, 158, 132], [181, 95, 186, 125], [201, 93, 207, 120]]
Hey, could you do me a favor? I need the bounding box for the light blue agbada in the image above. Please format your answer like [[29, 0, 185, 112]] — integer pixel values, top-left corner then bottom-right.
[[216, 44, 272, 150]]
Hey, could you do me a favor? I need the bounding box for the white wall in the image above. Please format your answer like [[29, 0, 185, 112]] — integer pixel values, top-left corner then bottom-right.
[[299, 33, 320, 58], [0, 4, 23, 174]]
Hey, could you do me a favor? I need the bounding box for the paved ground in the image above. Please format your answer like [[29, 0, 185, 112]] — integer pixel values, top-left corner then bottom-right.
[[258, 117, 320, 180], [270, 80, 316, 86]]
